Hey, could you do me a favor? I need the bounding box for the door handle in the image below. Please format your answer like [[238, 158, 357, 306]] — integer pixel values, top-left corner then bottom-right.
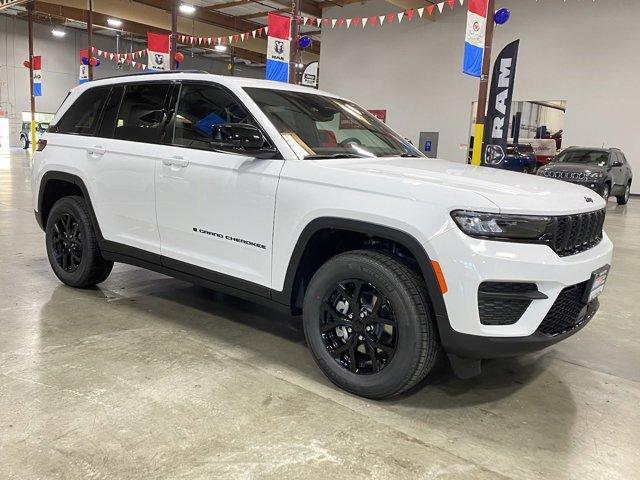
[[86, 145, 106, 157], [163, 155, 189, 168]]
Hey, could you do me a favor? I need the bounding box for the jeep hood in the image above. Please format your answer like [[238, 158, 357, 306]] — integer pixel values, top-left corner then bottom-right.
[[314, 157, 606, 214]]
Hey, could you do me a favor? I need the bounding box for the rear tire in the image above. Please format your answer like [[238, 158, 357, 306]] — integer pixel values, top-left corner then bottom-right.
[[20, 136, 28, 149], [45, 196, 113, 288], [302, 250, 442, 399], [616, 182, 631, 205]]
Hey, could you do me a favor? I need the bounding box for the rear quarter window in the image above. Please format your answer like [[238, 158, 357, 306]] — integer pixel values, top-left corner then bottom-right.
[[54, 87, 110, 136]]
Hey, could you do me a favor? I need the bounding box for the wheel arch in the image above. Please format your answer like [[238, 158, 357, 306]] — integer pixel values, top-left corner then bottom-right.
[[273, 217, 450, 328], [37, 171, 103, 241]]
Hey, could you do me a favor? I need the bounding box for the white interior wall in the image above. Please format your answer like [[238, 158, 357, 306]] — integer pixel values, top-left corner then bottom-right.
[[0, 16, 264, 147], [319, 0, 640, 193]]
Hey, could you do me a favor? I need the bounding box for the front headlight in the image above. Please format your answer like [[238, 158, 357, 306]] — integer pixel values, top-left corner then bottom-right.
[[451, 210, 553, 241], [586, 171, 605, 181]]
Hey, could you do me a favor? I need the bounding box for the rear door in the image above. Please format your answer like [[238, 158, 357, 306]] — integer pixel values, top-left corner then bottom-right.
[[155, 81, 284, 288], [89, 81, 173, 255]]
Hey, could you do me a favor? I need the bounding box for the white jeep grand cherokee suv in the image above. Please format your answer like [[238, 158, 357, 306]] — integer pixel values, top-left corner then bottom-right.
[[32, 72, 613, 398]]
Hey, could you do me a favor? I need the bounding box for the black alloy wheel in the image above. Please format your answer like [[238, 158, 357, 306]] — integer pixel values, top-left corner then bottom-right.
[[51, 212, 83, 272], [303, 250, 442, 399], [45, 195, 113, 288], [321, 279, 397, 374]]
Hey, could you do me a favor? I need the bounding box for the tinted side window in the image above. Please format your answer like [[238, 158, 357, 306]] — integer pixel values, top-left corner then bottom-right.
[[97, 86, 124, 138], [114, 83, 171, 143], [170, 83, 255, 150], [55, 87, 109, 135]]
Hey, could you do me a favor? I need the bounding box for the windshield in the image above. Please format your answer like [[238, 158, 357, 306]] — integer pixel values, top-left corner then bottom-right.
[[553, 149, 608, 166], [244, 87, 423, 159]]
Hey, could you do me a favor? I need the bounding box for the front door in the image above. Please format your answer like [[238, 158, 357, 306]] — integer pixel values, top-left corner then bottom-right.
[[155, 81, 284, 289]]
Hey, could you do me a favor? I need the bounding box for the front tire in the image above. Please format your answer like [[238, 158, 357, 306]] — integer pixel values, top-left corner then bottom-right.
[[45, 196, 113, 288], [20, 136, 29, 149], [616, 182, 631, 205], [303, 250, 442, 399], [602, 183, 610, 202]]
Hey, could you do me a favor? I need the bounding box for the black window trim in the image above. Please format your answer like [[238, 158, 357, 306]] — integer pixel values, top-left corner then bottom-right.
[[161, 79, 282, 159]]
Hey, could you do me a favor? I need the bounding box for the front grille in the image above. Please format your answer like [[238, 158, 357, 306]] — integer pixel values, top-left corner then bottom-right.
[[478, 282, 538, 326], [537, 281, 590, 336], [550, 209, 605, 257]]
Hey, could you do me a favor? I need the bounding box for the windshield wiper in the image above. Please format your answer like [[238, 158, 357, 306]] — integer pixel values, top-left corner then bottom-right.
[[304, 153, 367, 159]]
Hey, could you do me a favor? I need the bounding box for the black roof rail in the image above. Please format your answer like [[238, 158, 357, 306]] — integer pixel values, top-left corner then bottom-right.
[[95, 70, 210, 80]]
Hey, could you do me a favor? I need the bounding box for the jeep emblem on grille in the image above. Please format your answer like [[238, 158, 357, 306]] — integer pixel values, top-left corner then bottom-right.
[[585, 197, 593, 203]]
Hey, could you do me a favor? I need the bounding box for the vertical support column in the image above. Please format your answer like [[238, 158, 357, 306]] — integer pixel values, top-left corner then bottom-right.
[[471, 0, 495, 166], [87, 0, 94, 80], [170, 0, 178, 69], [27, 1, 36, 150], [289, 0, 301, 84]]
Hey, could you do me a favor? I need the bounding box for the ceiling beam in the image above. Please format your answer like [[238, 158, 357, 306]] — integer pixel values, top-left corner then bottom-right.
[[236, 9, 286, 20], [264, 0, 321, 17], [206, 0, 253, 11], [32, 1, 267, 63]]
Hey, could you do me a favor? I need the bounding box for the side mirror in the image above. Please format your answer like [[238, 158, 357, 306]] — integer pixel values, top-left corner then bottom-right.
[[211, 123, 277, 158]]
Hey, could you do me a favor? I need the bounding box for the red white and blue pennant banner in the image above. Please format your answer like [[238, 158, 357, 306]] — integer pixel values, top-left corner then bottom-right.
[[266, 12, 291, 83], [32, 55, 42, 96], [148, 33, 170, 71], [463, 0, 488, 77]]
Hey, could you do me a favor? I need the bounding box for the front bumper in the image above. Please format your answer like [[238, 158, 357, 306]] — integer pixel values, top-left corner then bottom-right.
[[428, 226, 613, 358]]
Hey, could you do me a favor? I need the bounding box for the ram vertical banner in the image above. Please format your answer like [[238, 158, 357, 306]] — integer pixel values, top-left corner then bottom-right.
[[147, 32, 170, 71], [266, 12, 291, 83], [78, 49, 89, 84], [32, 56, 42, 96], [463, 0, 488, 77], [482, 40, 520, 166]]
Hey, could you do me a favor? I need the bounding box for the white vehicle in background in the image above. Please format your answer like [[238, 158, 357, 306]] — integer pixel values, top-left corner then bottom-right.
[[32, 72, 612, 398]]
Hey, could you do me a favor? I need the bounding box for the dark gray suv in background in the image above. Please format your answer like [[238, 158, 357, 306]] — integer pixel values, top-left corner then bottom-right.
[[538, 147, 633, 204]]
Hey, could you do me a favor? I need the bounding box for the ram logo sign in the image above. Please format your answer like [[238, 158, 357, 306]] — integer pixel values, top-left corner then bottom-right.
[[482, 40, 520, 166]]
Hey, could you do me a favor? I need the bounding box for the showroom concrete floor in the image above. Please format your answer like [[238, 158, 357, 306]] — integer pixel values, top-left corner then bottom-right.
[[0, 149, 638, 480]]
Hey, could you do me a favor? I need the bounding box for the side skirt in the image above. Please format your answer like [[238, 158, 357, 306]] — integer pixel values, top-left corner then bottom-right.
[[101, 247, 292, 314]]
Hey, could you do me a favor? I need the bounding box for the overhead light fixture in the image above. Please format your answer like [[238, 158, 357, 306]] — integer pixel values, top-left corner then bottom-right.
[[214, 44, 228, 52], [51, 29, 66, 38], [179, 3, 196, 14], [107, 18, 123, 28]]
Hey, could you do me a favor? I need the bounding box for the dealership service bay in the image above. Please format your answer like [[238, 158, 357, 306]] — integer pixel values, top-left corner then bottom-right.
[[1, 149, 639, 478]]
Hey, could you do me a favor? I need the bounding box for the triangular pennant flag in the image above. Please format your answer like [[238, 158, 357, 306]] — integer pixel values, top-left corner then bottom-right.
[[362, 17, 368, 28], [303, 17, 308, 25], [240, 33, 245, 41], [331, 18, 337, 28], [109, 53, 114, 60], [337, 18, 345, 27], [437, 2, 444, 13], [386, 12, 394, 23], [447, 0, 455, 9], [131, 61, 136, 68], [427, 5, 435, 15], [406, 9, 414, 21], [346, 18, 352, 28], [228, 35, 233, 43], [459, 0, 464, 5], [379, 15, 385, 25], [321, 18, 329, 27], [417, 7, 424, 18], [252, 29, 257, 38], [369, 16, 377, 26], [397, 12, 404, 23], [208, 37, 212, 45]]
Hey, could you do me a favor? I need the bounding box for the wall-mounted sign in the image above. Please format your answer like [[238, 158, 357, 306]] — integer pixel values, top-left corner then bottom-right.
[[301, 61, 318, 88]]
